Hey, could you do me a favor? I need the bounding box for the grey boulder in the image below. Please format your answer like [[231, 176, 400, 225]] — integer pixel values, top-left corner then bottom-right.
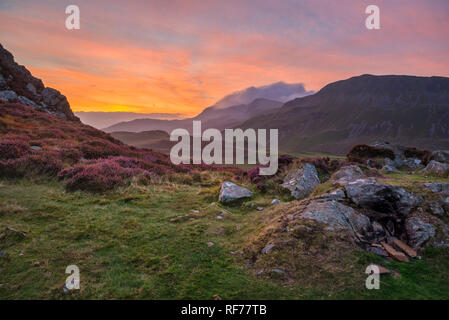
[[420, 160, 449, 175], [432, 150, 449, 164], [381, 165, 399, 173], [423, 183, 449, 196], [405, 217, 436, 249], [345, 179, 421, 216], [300, 200, 371, 235], [219, 181, 253, 203], [281, 163, 320, 199], [0, 90, 18, 102], [330, 165, 365, 186]]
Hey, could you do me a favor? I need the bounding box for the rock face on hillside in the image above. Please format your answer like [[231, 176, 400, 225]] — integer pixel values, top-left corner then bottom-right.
[[281, 163, 320, 199], [0, 43, 78, 121], [420, 160, 449, 175], [344, 179, 422, 216], [432, 150, 449, 164], [300, 200, 371, 234]]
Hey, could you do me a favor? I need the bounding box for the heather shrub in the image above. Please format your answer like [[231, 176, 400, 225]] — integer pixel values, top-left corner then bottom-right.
[[247, 154, 295, 191], [347, 144, 395, 163], [61, 160, 143, 192], [79, 139, 123, 159], [300, 157, 345, 182], [404, 147, 432, 165], [61, 147, 83, 164], [37, 128, 68, 139], [0, 138, 30, 160], [0, 151, 62, 178]]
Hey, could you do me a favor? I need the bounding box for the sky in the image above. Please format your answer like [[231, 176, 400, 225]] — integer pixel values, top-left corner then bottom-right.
[[1, 0, 448, 117]]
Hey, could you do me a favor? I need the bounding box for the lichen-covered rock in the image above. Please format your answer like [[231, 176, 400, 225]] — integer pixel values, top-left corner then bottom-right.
[[345, 179, 421, 216], [219, 181, 253, 203], [300, 200, 371, 235], [319, 189, 346, 201], [420, 160, 449, 175], [405, 216, 436, 249], [403, 158, 422, 169], [281, 163, 320, 199], [381, 165, 399, 173], [432, 150, 449, 164], [423, 183, 449, 196], [427, 201, 445, 216], [330, 165, 365, 186], [0, 90, 18, 102]]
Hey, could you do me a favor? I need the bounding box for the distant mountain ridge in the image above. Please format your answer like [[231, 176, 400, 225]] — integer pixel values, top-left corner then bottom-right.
[[75, 111, 184, 129], [239, 74, 449, 154], [103, 98, 283, 133]]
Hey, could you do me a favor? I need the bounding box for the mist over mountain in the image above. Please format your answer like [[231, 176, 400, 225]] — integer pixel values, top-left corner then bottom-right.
[[103, 98, 283, 133], [212, 81, 314, 109], [75, 111, 184, 129], [102, 82, 311, 132]]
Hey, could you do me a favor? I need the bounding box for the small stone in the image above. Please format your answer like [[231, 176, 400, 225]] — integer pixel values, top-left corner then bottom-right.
[[381, 242, 409, 262], [216, 215, 223, 220], [256, 207, 264, 211], [189, 209, 199, 214], [393, 239, 417, 258], [30, 145, 41, 151], [271, 199, 280, 205], [271, 268, 286, 275], [261, 243, 276, 254], [367, 246, 388, 257], [368, 264, 392, 275]]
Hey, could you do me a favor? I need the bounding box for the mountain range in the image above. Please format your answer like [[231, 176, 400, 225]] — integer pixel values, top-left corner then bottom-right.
[[239, 74, 449, 154], [103, 98, 283, 133], [106, 74, 449, 155], [1, 42, 448, 156]]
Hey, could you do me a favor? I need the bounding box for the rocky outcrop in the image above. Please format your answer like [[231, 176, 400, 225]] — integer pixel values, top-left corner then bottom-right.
[[281, 163, 320, 199], [330, 165, 365, 186], [405, 217, 436, 249], [219, 181, 253, 203], [0, 43, 78, 121], [381, 164, 399, 173], [345, 179, 421, 216], [300, 200, 371, 235], [423, 183, 449, 195], [420, 160, 449, 175], [432, 150, 449, 164]]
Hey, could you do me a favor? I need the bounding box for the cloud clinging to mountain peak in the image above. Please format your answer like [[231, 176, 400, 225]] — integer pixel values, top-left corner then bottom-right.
[[212, 82, 314, 109]]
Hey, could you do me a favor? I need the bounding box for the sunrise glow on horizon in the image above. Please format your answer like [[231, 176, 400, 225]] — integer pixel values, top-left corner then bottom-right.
[[1, 0, 448, 116]]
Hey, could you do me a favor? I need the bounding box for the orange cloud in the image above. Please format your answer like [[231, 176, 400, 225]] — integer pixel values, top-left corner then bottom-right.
[[0, 0, 448, 116]]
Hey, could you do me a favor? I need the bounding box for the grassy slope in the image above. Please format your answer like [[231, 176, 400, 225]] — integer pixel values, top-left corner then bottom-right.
[[1, 174, 448, 299]]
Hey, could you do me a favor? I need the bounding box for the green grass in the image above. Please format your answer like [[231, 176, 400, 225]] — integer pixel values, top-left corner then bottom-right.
[[0, 178, 448, 299]]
